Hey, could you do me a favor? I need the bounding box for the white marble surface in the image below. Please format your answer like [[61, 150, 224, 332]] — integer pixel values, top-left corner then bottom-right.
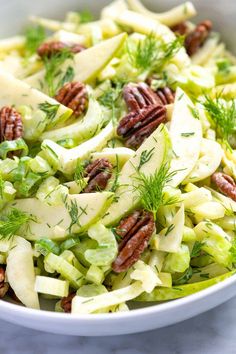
[[1, 297, 236, 354]]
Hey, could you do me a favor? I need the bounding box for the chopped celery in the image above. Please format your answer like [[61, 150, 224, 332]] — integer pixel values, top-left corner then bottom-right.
[[77, 284, 107, 297], [136, 272, 235, 301], [163, 244, 190, 273], [86, 265, 104, 285], [194, 221, 232, 267], [44, 253, 84, 289], [29, 155, 54, 176], [0, 138, 28, 160], [35, 238, 60, 256], [35, 276, 69, 297], [85, 223, 118, 266], [60, 237, 80, 252]]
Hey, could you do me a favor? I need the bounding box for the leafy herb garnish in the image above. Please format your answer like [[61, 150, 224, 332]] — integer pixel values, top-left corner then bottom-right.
[[173, 267, 193, 285], [134, 163, 175, 219], [25, 25, 46, 57], [137, 148, 155, 171], [38, 102, 60, 123], [203, 96, 236, 144], [43, 49, 75, 96], [127, 33, 184, 75], [191, 241, 203, 257], [0, 174, 4, 199], [181, 132, 195, 137], [98, 81, 124, 125], [0, 208, 32, 239], [165, 223, 175, 236], [79, 9, 94, 24]]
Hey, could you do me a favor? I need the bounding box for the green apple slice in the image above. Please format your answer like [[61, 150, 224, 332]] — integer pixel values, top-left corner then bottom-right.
[[25, 33, 127, 90], [168, 88, 202, 187], [40, 97, 104, 144], [91, 147, 135, 168], [126, 0, 197, 27], [102, 124, 171, 227], [7, 236, 40, 309], [184, 138, 223, 184], [0, 70, 72, 140], [42, 121, 115, 175], [9, 192, 113, 240]]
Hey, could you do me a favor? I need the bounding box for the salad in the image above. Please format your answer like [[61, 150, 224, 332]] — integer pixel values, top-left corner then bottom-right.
[[0, 0, 236, 315]]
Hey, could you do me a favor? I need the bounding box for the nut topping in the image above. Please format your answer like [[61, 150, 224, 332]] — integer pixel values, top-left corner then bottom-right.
[[212, 172, 236, 201], [55, 82, 88, 117], [112, 210, 155, 273], [123, 83, 160, 112], [0, 267, 9, 299], [155, 87, 175, 106], [117, 104, 167, 149], [185, 20, 212, 56], [37, 41, 85, 58], [84, 158, 113, 193], [61, 292, 76, 313], [171, 22, 189, 35], [0, 106, 23, 143]]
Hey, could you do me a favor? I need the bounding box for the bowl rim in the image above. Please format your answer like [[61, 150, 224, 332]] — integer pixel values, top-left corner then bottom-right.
[[1, 272, 236, 321]]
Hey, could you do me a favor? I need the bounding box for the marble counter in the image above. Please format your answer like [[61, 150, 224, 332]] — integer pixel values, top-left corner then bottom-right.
[[1, 297, 236, 354]]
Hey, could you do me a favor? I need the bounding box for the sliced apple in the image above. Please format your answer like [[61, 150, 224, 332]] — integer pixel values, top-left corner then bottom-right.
[[102, 125, 171, 227], [126, 0, 197, 27], [91, 147, 135, 168], [25, 33, 127, 90], [42, 121, 115, 175], [0, 70, 72, 140], [9, 192, 113, 240], [7, 236, 40, 309], [168, 88, 202, 187], [40, 98, 105, 144], [184, 138, 223, 184]]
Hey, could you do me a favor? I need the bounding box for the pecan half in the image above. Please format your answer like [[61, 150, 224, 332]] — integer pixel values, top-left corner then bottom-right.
[[212, 172, 236, 201], [123, 83, 160, 112], [84, 158, 113, 193], [0, 106, 23, 143], [55, 82, 88, 117], [0, 267, 9, 299], [112, 210, 155, 273], [37, 41, 85, 58], [185, 20, 212, 56], [155, 87, 175, 105], [117, 104, 167, 149], [171, 22, 188, 35], [61, 292, 76, 313]]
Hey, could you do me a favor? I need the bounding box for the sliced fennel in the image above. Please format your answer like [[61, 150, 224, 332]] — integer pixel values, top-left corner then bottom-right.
[[6, 236, 40, 309], [35, 276, 69, 297]]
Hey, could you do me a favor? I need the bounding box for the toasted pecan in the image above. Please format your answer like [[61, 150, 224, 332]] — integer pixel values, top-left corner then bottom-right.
[[112, 210, 155, 273], [84, 158, 113, 193], [212, 172, 236, 201]]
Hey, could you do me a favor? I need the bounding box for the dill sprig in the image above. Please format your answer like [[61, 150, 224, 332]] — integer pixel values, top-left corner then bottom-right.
[[79, 9, 94, 24], [203, 96, 236, 144], [43, 49, 75, 97], [133, 163, 175, 219], [0, 208, 32, 239], [0, 175, 4, 199], [25, 25, 46, 57], [127, 33, 184, 74], [38, 102, 60, 124]]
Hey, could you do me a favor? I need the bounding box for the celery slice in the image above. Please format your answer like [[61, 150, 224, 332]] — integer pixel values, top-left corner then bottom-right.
[[35, 275, 69, 297]]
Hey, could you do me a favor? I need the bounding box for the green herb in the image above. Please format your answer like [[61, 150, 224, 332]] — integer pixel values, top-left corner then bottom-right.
[[191, 241, 203, 257], [79, 9, 94, 24], [203, 96, 236, 144], [127, 33, 184, 74], [181, 132, 195, 137], [216, 59, 232, 74], [0, 208, 32, 239], [165, 223, 175, 236], [110, 155, 120, 193], [43, 49, 74, 96], [24, 25, 46, 57], [133, 163, 175, 219], [66, 199, 88, 233], [188, 105, 200, 120], [35, 238, 60, 256], [0, 175, 4, 199], [38, 102, 60, 123], [98, 81, 125, 125], [74, 160, 85, 191], [137, 148, 155, 171], [173, 267, 193, 285]]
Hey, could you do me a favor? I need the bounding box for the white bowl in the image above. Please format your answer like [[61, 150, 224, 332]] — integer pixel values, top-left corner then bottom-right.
[[0, 0, 236, 336]]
